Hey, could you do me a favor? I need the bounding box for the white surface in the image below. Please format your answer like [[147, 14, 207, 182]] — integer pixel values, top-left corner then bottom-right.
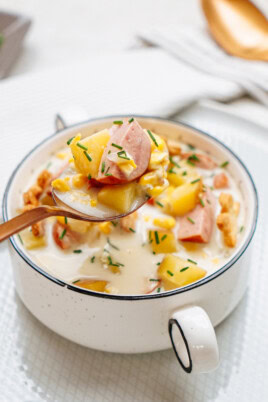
[[0, 104, 267, 401]]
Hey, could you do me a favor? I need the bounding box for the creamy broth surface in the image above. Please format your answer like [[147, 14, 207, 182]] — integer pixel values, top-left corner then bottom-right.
[[19, 125, 246, 295]]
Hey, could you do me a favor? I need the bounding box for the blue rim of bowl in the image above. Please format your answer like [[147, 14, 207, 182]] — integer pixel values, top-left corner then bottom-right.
[[2, 115, 258, 301]]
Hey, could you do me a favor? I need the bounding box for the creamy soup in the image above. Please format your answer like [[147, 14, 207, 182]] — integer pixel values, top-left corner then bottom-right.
[[18, 120, 245, 295]]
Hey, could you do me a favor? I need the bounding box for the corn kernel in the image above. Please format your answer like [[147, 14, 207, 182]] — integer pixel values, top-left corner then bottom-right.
[[56, 152, 68, 160], [69, 157, 74, 163], [153, 217, 176, 229], [143, 215, 151, 222], [148, 186, 165, 197], [90, 199, 97, 207], [52, 178, 70, 192], [98, 222, 112, 234]]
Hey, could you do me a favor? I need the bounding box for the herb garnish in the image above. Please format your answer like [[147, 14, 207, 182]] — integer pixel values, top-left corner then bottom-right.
[[157, 287, 161, 293], [182, 171, 187, 176], [188, 144, 195, 150], [67, 136, 75, 145], [191, 178, 200, 184], [149, 278, 160, 282], [161, 234, 167, 242], [101, 162, 105, 173], [167, 270, 174, 276], [113, 120, 123, 125], [117, 150, 130, 160], [199, 198, 205, 207], [187, 160, 195, 166], [156, 201, 164, 208], [72, 279, 80, 284], [91, 256, 95, 263], [112, 143, 123, 150], [128, 118, 134, 123], [107, 237, 119, 250], [129, 228, 136, 233], [180, 267, 189, 272], [76, 142, 88, 151], [17, 234, 23, 244], [73, 249, 82, 254], [111, 221, 118, 227], [220, 161, 229, 168], [169, 156, 180, 168], [240, 226, 244, 233], [154, 231, 160, 244], [156, 262, 161, 266], [187, 258, 197, 265], [84, 151, 92, 161], [187, 217, 195, 224], [88, 174, 92, 180], [188, 154, 199, 162], [147, 130, 158, 147], [64, 217, 68, 224], [168, 168, 176, 174], [60, 228, 67, 239]]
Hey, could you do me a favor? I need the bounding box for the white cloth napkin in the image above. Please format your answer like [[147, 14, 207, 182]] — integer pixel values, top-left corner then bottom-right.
[[139, 26, 268, 100], [0, 48, 241, 200]]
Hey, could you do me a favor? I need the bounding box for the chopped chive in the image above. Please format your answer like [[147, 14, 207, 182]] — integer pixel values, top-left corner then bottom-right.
[[180, 267, 189, 272], [128, 118, 134, 123], [168, 168, 176, 174], [147, 130, 158, 147], [72, 279, 80, 284], [199, 198, 205, 207], [46, 161, 52, 170], [153, 251, 156, 255], [187, 160, 195, 166], [112, 143, 123, 150], [88, 174, 92, 180], [240, 226, 244, 233], [84, 151, 92, 161], [73, 249, 82, 254], [17, 234, 23, 244], [157, 287, 161, 293], [207, 199, 211, 204], [188, 144, 195, 150], [156, 262, 161, 266], [220, 161, 229, 168], [169, 156, 180, 168], [149, 231, 152, 241], [117, 150, 130, 160], [76, 142, 88, 151], [108, 150, 111, 154], [156, 201, 164, 208], [64, 216, 68, 224], [105, 173, 112, 176], [107, 237, 119, 250], [149, 278, 160, 282], [187, 217, 195, 224], [101, 162, 105, 173], [210, 186, 214, 191], [91, 256, 95, 263], [191, 178, 201, 184], [188, 154, 200, 162], [187, 258, 197, 265], [167, 270, 174, 276], [161, 234, 167, 242], [59, 228, 67, 239], [116, 262, 125, 267], [67, 136, 75, 145], [113, 120, 123, 125], [182, 171, 187, 176], [154, 231, 160, 244], [129, 228, 136, 233], [111, 221, 118, 227]]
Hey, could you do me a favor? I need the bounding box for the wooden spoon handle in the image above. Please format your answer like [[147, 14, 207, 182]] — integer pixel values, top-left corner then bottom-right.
[[0, 206, 61, 242]]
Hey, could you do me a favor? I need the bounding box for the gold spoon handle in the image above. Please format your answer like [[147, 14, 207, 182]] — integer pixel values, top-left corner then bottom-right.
[[0, 206, 68, 242]]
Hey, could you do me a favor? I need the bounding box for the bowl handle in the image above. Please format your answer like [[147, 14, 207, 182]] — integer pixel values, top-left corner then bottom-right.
[[169, 306, 219, 373]]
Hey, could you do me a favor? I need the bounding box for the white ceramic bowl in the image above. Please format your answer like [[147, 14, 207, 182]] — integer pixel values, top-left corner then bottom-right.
[[2, 116, 258, 374]]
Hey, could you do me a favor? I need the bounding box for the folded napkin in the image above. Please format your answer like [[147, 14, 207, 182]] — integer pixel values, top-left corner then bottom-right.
[[0, 48, 241, 200], [139, 26, 268, 100]]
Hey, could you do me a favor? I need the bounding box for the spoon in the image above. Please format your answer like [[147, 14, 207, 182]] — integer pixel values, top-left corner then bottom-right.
[[0, 187, 147, 243], [201, 0, 268, 61]]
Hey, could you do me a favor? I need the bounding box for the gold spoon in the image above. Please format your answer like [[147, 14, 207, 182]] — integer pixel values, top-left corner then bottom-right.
[[0, 188, 147, 243], [201, 0, 268, 61]]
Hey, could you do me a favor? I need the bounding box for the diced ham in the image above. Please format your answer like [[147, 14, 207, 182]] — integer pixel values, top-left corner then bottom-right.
[[178, 189, 216, 243], [96, 119, 151, 184], [180, 153, 217, 169], [52, 222, 81, 250], [213, 173, 229, 189]]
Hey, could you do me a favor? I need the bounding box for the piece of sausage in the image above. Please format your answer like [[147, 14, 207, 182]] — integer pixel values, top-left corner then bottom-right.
[[96, 119, 151, 184], [180, 153, 217, 169], [213, 173, 229, 189], [178, 188, 216, 243]]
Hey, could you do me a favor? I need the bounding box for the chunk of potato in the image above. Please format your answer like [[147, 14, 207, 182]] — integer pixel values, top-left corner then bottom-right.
[[74, 280, 108, 292], [21, 231, 47, 250], [148, 230, 177, 254], [169, 181, 201, 216], [70, 130, 110, 177], [97, 182, 137, 213], [158, 254, 206, 290]]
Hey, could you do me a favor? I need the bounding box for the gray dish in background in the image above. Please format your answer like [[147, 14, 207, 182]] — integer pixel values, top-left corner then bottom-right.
[[0, 10, 31, 79]]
